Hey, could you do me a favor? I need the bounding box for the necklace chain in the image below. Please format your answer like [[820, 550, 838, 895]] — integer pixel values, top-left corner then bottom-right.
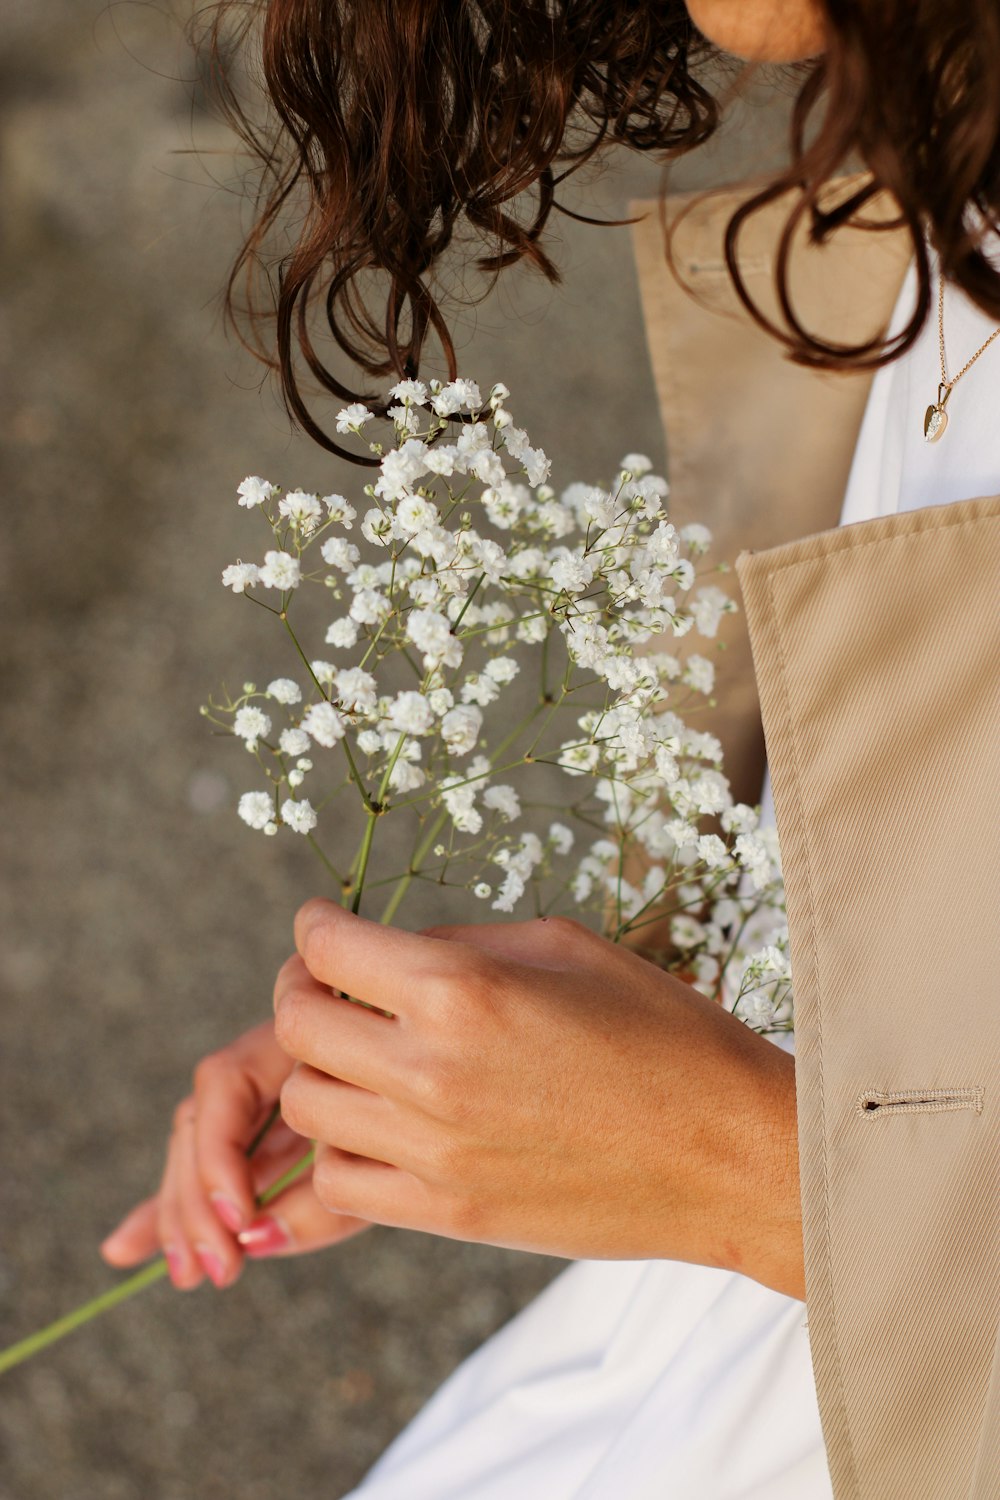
[[924, 274, 1000, 442], [937, 273, 1000, 390]]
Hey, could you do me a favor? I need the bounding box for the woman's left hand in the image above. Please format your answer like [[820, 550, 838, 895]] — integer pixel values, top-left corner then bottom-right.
[[274, 899, 804, 1299]]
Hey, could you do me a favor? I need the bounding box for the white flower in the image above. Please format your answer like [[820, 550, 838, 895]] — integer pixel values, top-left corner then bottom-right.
[[301, 702, 346, 747], [233, 705, 271, 748], [551, 549, 595, 594], [279, 727, 311, 757], [734, 832, 771, 890], [483, 481, 527, 529], [322, 494, 357, 527], [483, 784, 520, 821], [491, 869, 526, 913], [267, 678, 301, 705], [278, 489, 323, 533], [281, 797, 318, 835], [517, 615, 549, 644], [440, 778, 483, 834], [361, 507, 394, 546], [388, 760, 426, 793], [696, 834, 730, 869], [680, 522, 713, 555], [655, 745, 680, 783], [222, 562, 261, 593], [238, 791, 273, 830], [484, 656, 519, 685], [441, 704, 482, 756], [432, 378, 482, 415], [310, 660, 337, 686], [325, 618, 359, 648], [237, 476, 277, 509], [375, 438, 429, 501], [461, 673, 500, 707], [549, 822, 574, 856], [333, 667, 378, 716], [620, 453, 653, 477], [683, 655, 715, 695], [693, 951, 720, 983], [396, 493, 439, 533], [258, 551, 301, 590], [357, 729, 382, 756], [523, 446, 551, 486], [691, 585, 732, 638], [335, 404, 374, 433], [721, 803, 759, 835], [671, 914, 706, 949], [349, 588, 391, 625], [423, 445, 458, 476], [388, 691, 434, 736], [474, 882, 492, 899], [388, 379, 428, 405], [321, 537, 361, 571], [740, 989, 778, 1028], [407, 608, 458, 662], [427, 687, 454, 716]]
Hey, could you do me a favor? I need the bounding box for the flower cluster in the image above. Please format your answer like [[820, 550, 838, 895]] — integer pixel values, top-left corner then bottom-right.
[[207, 377, 789, 1031]]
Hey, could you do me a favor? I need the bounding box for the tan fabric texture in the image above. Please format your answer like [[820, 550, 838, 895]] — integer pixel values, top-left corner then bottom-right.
[[738, 497, 1000, 1498], [631, 184, 1000, 1495], [629, 182, 911, 806]]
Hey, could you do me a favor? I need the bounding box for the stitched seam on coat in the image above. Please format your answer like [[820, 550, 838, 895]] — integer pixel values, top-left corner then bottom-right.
[[768, 571, 861, 1497], [857, 1087, 984, 1118], [758, 507, 999, 580]]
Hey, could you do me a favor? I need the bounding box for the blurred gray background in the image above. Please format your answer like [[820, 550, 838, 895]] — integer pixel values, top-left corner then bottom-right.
[[0, 6, 791, 1497]]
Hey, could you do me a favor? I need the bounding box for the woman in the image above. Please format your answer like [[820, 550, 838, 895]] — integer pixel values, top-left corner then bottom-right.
[[101, 3, 1000, 1495]]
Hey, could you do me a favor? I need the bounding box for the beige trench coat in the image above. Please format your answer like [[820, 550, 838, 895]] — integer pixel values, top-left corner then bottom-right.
[[631, 186, 1000, 1499]]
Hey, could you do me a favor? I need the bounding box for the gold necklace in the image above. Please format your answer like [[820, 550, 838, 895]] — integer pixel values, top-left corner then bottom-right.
[[924, 273, 1000, 442]]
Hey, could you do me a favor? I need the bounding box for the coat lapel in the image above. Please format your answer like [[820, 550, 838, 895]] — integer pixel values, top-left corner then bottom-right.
[[737, 496, 1000, 1498]]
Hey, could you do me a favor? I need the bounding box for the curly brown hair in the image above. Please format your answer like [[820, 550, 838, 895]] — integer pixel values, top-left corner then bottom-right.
[[198, 0, 1000, 457]]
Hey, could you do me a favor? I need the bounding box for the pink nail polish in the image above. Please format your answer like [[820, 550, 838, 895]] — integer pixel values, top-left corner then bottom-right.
[[196, 1245, 227, 1287], [164, 1246, 185, 1287], [210, 1193, 244, 1234], [237, 1216, 290, 1257]]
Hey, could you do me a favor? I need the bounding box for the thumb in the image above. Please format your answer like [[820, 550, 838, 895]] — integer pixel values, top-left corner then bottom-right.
[[237, 1177, 370, 1259], [100, 1196, 160, 1267]]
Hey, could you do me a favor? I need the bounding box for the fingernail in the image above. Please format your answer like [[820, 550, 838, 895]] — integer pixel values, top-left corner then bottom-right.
[[237, 1215, 290, 1257], [196, 1244, 227, 1287], [164, 1245, 185, 1287], [210, 1193, 244, 1233]]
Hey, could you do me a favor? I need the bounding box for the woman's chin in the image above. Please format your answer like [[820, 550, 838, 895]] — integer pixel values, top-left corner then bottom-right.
[[686, 0, 827, 63]]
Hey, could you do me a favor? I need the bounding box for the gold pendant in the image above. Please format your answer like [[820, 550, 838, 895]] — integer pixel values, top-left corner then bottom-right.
[[924, 382, 951, 443], [924, 404, 948, 442]]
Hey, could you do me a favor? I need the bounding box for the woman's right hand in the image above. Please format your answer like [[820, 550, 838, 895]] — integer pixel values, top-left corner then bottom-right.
[[99, 1019, 371, 1289]]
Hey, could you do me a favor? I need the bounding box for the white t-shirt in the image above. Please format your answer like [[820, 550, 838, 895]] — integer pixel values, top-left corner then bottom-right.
[[344, 264, 1000, 1500]]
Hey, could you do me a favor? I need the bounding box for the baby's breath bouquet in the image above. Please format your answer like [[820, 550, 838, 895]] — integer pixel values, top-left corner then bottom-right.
[[0, 375, 791, 1379], [213, 376, 791, 1030]]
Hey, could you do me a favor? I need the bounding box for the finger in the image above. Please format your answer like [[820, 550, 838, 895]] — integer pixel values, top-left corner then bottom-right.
[[311, 1145, 441, 1235], [193, 1022, 294, 1236], [174, 1099, 246, 1290], [293, 899, 469, 1012], [280, 1065, 422, 1171], [156, 1102, 207, 1290], [274, 971, 411, 1097], [100, 1196, 160, 1267], [236, 1176, 370, 1259]]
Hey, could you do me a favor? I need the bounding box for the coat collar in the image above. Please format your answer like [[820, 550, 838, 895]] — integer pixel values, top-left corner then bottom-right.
[[630, 179, 912, 804]]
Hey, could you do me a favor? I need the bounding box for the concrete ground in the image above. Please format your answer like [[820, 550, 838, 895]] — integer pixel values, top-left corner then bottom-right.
[[0, 7, 791, 1498]]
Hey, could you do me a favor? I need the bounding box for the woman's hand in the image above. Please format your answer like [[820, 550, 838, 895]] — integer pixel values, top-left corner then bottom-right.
[[99, 1019, 370, 1289], [274, 900, 804, 1299]]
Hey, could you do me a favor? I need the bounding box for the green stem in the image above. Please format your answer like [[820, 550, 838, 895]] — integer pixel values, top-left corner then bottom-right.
[[352, 810, 378, 916], [378, 809, 449, 925], [0, 1144, 316, 1379]]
